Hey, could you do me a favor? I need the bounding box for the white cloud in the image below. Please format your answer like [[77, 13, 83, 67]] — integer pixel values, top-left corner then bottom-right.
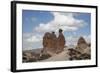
[[34, 12, 87, 32], [23, 33, 43, 50], [23, 33, 43, 43], [23, 32, 91, 50], [26, 34, 42, 43], [26, 36, 40, 42], [65, 35, 91, 48], [22, 12, 89, 50]]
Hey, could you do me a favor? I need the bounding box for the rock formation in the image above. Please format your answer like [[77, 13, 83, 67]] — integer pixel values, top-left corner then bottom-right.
[[42, 29, 65, 55], [56, 29, 65, 53], [74, 36, 91, 60], [22, 51, 40, 62], [42, 32, 57, 55], [22, 34, 91, 62], [77, 37, 87, 45], [76, 37, 88, 54]]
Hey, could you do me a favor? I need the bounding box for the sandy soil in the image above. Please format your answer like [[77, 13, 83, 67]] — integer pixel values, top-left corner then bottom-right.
[[41, 49, 70, 61]]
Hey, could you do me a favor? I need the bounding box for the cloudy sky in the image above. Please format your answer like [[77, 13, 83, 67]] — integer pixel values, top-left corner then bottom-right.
[[22, 10, 91, 50]]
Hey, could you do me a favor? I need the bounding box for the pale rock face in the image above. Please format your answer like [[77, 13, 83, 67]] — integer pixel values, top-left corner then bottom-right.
[[76, 37, 89, 54], [83, 46, 91, 54], [77, 37, 87, 45]]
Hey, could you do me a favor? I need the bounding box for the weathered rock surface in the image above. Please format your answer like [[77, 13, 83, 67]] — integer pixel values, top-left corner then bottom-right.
[[56, 33, 65, 53], [42, 31, 65, 55], [23, 49, 51, 62], [76, 37, 89, 54], [42, 32, 57, 55], [22, 51, 40, 62], [22, 36, 91, 62]]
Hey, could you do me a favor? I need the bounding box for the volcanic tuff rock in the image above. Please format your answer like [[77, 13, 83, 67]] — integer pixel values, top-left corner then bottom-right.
[[76, 37, 90, 54], [42, 32, 65, 55]]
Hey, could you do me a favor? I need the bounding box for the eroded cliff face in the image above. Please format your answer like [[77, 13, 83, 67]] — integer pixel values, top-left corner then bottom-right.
[[76, 37, 89, 54], [42, 32, 65, 55], [73, 37, 91, 60]]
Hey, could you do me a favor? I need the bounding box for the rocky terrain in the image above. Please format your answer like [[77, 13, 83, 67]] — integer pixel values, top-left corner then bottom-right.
[[22, 36, 91, 63]]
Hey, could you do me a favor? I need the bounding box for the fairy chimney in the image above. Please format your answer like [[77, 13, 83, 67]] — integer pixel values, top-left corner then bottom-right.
[[77, 37, 87, 45], [56, 29, 65, 53], [76, 37, 88, 54], [42, 32, 57, 55], [42, 29, 65, 55]]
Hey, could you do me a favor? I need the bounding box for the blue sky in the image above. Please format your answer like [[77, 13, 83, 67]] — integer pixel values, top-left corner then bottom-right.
[[22, 10, 54, 33], [22, 10, 91, 50]]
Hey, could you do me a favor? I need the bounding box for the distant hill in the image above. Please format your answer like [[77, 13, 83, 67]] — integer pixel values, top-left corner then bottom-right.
[[23, 48, 42, 54]]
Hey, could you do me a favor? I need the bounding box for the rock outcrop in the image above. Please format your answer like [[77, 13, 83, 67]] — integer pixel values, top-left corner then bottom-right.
[[42, 30, 65, 55], [23, 34, 91, 62], [73, 36, 91, 60], [56, 31, 65, 53], [22, 51, 40, 62], [76, 37, 89, 54], [42, 32, 57, 55]]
